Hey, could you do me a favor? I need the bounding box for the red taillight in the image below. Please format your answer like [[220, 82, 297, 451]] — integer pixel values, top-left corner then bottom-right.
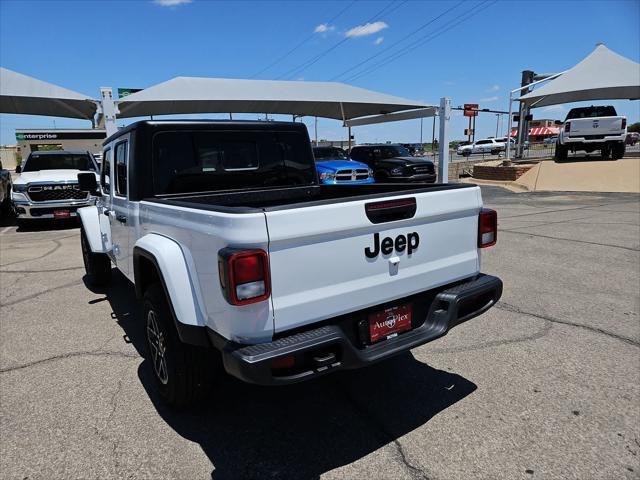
[[478, 208, 497, 248], [621, 118, 627, 129], [219, 249, 270, 305], [564, 121, 571, 133]]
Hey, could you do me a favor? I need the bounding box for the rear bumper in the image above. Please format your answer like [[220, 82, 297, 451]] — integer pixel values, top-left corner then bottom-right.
[[563, 135, 625, 144], [211, 273, 502, 385]]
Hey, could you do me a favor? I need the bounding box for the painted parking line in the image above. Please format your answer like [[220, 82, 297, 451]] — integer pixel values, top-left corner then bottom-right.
[[0, 226, 14, 234]]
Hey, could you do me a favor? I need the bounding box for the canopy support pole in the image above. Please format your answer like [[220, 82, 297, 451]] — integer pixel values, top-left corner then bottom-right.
[[506, 91, 513, 160], [438, 97, 451, 184], [100, 87, 117, 137]]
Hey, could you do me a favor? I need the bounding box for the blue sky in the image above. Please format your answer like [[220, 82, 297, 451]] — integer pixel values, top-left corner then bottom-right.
[[1, 0, 638, 145]]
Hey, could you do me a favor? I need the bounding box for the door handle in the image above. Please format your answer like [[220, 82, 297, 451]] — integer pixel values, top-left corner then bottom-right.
[[116, 214, 127, 224]]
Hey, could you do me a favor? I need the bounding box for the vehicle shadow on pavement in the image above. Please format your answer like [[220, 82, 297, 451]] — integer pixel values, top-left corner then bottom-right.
[[0, 212, 80, 231], [97, 271, 477, 480]]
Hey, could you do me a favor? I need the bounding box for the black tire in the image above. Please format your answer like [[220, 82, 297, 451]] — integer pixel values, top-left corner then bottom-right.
[[144, 283, 219, 408], [80, 227, 111, 286], [611, 143, 625, 160], [0, 187, 11, 216], [601, 145, 611, 159], [491, 149, 500, 156], [462, 151, 471, 157], [555, 143, 568, 161]]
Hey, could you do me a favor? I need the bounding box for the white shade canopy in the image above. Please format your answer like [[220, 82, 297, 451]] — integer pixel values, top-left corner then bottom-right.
[[116, 76, 428, 120], [0, 67, 97, 120], [519, 44, 640, 108]]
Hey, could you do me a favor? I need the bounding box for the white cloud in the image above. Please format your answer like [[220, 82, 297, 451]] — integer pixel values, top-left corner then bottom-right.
[[479, 96, 498, 103], [346, 21, 388, 38], [374, 36, 384, 45], [444, 80, 455, 86], [314, 23, 335, 33], [153, 0, 192, 6], [486, 84, 500, 92], [543, 105, 566, 112]]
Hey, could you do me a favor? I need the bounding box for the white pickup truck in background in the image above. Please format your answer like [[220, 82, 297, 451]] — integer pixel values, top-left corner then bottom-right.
[[556, 105, 627, 160], [77, 120, 502, 407], [11, 150, 100, 226]]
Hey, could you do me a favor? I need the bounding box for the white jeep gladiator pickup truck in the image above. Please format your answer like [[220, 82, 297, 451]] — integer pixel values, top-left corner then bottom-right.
[[77, 120, 502, 407], [11, 150, 100, 225], [556, 105, 627, 160]]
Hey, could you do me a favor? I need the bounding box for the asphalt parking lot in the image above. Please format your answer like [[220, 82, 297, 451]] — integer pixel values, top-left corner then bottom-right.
[[1, 186, 639, 480]]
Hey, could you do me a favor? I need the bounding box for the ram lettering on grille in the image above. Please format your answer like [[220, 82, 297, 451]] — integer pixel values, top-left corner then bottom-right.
[[27, 184, 88, 202]]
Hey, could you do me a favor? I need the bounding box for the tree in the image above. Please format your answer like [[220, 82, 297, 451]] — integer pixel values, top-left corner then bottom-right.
[[628, 122, 640, 133]]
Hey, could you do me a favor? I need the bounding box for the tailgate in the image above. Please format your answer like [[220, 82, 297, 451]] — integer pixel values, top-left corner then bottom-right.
[[570, 117, 622, 136], [265, 186, 482, 333]]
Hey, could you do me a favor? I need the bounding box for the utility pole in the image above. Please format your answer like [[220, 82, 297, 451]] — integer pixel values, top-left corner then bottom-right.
[[420, 117, 423, 145], [315, 116, 318, 146], [495, 114, 500, 137]]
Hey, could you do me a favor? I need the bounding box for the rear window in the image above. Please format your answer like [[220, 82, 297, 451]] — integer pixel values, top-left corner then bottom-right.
[[23, 153, 96, 172], [152, 130, 316, 194], [566, 106, 617, 119]]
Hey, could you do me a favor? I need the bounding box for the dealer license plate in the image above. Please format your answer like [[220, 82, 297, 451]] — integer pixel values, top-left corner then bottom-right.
[[368, 303, 412, 343]]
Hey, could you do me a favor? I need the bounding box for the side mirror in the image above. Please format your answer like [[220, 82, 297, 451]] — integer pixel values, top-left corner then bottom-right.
[[525, 114, 533, 121], [15, 165, 21, 173], [554, 120, 562, 126], [78, 172, 100, 196], [512, 115, 520, 122]]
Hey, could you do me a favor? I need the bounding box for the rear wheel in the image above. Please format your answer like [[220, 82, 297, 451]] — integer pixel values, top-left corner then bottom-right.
[[601, 145, 611, 159], [80, 228, 111, 286], [555, 143, 568, 161], [144, 283, 220, 408], [611, 142, 625, 160]]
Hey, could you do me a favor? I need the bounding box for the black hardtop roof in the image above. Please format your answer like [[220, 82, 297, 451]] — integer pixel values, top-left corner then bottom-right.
[[103, 119, 308, 146], [28, 150, 91, 155]]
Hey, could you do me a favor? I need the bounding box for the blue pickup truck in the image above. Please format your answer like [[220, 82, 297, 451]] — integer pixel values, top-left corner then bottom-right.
[[312, 146, 374, 185]]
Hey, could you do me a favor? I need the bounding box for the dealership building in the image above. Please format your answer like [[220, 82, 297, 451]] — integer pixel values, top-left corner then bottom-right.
[[15, 128, 106, 161]]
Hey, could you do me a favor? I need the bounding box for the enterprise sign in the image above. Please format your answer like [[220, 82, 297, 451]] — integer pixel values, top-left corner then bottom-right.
[[16, 131, 106, 141]]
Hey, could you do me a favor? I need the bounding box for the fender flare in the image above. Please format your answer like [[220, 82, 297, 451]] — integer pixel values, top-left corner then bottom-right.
[[78, 206, 108, 253], [133, 234, 209, 347]]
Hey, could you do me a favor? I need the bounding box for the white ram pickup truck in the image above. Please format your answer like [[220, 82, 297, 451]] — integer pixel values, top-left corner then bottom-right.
[[77, 120, 502, 407], [556, 105, 627, 160], [11, 150, 100, 226]]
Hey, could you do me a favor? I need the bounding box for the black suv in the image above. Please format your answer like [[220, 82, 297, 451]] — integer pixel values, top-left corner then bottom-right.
[[349, 144, 436, 183]]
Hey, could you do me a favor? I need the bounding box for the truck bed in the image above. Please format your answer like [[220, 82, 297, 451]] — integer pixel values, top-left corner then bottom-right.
[[146, 183, 475, 213]]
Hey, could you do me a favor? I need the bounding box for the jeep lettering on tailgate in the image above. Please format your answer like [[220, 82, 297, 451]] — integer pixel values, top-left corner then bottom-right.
[[365, 232, 419, 258]]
